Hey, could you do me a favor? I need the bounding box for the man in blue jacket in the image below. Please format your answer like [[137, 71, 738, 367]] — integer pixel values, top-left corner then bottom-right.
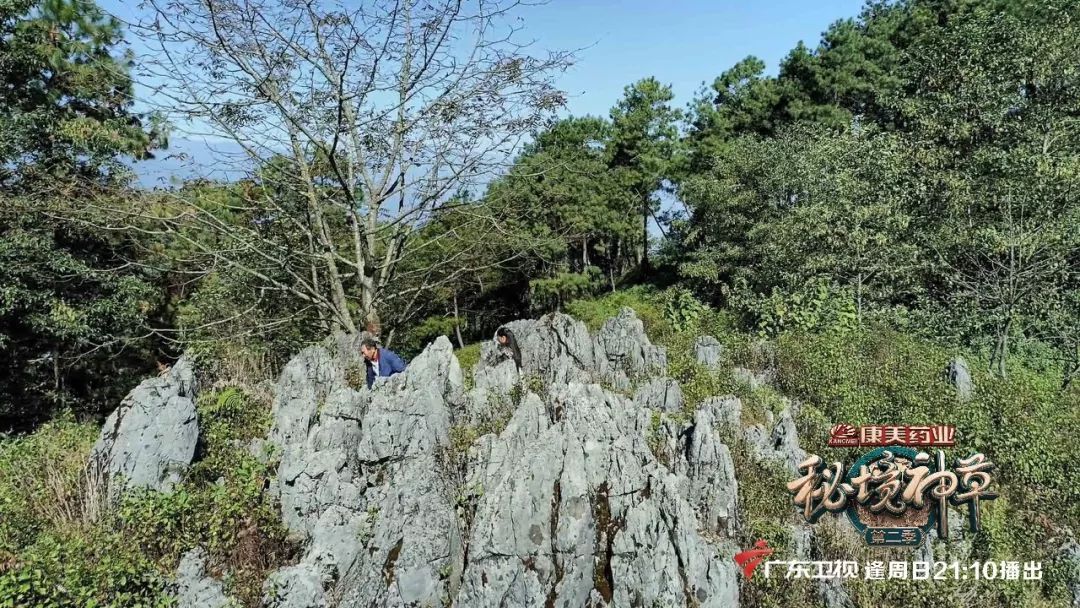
[[360, 338, 407, 389]]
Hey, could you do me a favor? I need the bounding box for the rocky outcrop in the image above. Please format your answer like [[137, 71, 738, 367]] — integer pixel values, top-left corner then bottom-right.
[[174, 548, 235, 608], [264, 334, 463, 608], [633, 377, 684, 412], [694, 335, 724, 369], [732, 367, 771, 391], [90, 355, 199, 494], [743, 402, 807, 475], [1060, 540, 1080, 608], [944, 356, 973, 401], [594, 307, 668, 391], [256, 308, 740, 607], [89, 308, 752, 606]]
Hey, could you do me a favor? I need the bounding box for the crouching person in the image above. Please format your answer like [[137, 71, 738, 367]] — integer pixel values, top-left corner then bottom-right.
[[360, 338, 407, 389]]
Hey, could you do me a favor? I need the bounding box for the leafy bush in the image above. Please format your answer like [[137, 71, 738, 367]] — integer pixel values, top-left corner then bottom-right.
[[0, 387, 294, 608], [0, 528, 174, 608], [564, 286, 665, 332], [657, 286, 707, 332], [0, 419, 100, 554], [726, 277, 858, 337]]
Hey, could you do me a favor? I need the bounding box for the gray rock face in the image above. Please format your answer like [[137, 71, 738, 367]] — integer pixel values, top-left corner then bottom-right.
[[594, 307, 667, 391], [1060, 540, 1080, 608], [944, 356, 973, 401], [264, 563, 330, 608], [699, 396, 741, 434], [90, 356, 199, 494], [743, 403, 807, 475], [732, 367, 771, 391], [681, 402, 739, 538], [455, 382, 737, 608], [174, 548, 235, 608], [633, 377, 684, 412], [265, 335, 463, 608], [694, 335, 724, 369], [495, 313, 598, 387], [260, 309, 740, 608]]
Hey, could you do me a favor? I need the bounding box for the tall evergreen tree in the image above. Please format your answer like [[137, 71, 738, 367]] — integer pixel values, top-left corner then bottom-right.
[[608, 78, 682, 272], [0, 0, 163, 429]]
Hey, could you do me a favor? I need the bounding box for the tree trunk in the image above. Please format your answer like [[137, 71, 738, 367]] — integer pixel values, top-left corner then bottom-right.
[[856, 272, 863, 326], [641, 196, 650, 272], [453, 290, 465, 350], [991, 316, 1012, 379]]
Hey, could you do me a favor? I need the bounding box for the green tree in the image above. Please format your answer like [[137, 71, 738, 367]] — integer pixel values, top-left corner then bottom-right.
[[0, 0, 161, 189], [0, 0, 163, 428], [897, 0, 1080, 377], [608, 77, 682, 272], [483, 116, 635, 311]]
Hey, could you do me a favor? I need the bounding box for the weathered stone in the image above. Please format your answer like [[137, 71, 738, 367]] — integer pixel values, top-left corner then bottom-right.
[[1059, 540, 1080, 608], [944, 356, 973, 401], [594, 307, 667, 389], [174, 548, 234, 608], [770, 406, 807, 474], [257, 311, 744, 607], [263, 563, 330, 608], [694, 335, 724, 369], [494, 314, 597, 387], [743, 403, 807, 475], [265, 337, 464, 608], [699, 396, 741, 433], [681, 402, 739, 537], [633, 377, 684, 412], [453, 380, 738, 607], [90, 356, 199, 495]]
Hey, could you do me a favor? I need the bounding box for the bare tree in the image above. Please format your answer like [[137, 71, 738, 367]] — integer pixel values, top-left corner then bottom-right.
[[944, 192, 1071, 379], [122, 0, 571, 335]]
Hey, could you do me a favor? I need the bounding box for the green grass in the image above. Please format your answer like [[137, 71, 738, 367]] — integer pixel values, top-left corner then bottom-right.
[[567, 288, 1079, 608], [0, 388, 295, 608]]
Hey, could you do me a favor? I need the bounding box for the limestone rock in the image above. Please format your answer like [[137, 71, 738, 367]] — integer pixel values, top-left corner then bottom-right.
[[260, 311, 743, 607], [733, 366, 771, 390], [944, 356, 973, 401], [266, 336, 463, 608], [1059, 540, 1080, 608], [455, 382, 738, 607], [698, 396, 741, 434], [633, 377, 684, 412], [174, 548, 235, 608], [263, 563, 330, 608], [90, 355, 199, 494], [694, 335, 724, 369], [594, 307, 667, 390], [494, 314, 597, 387], [744, 403, 806, 475]]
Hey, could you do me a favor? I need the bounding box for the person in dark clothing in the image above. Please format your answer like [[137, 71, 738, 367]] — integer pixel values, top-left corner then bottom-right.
[[360, 338, 407, 389], [495, 327, 521, 370]]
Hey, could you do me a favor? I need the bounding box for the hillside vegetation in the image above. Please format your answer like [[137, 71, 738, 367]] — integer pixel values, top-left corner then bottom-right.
[[1, 288, 1077, 607]]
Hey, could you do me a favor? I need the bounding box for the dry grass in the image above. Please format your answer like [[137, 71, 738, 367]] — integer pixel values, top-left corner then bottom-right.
[[0, 420, 106, 549]]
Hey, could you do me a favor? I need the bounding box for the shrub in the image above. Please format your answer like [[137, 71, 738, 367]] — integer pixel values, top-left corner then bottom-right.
[[0, 528, 174, 608], [0, 419, 101, 554], [564, 286, 665, 333], [0, 387, 295, 608]]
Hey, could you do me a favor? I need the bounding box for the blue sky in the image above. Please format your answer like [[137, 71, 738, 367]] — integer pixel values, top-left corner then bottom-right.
[[519, 0, 865, 118], [98, 0, 867, 185]]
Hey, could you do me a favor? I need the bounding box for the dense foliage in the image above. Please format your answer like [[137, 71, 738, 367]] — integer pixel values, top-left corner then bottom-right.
[[0, 0, 166, 428]]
